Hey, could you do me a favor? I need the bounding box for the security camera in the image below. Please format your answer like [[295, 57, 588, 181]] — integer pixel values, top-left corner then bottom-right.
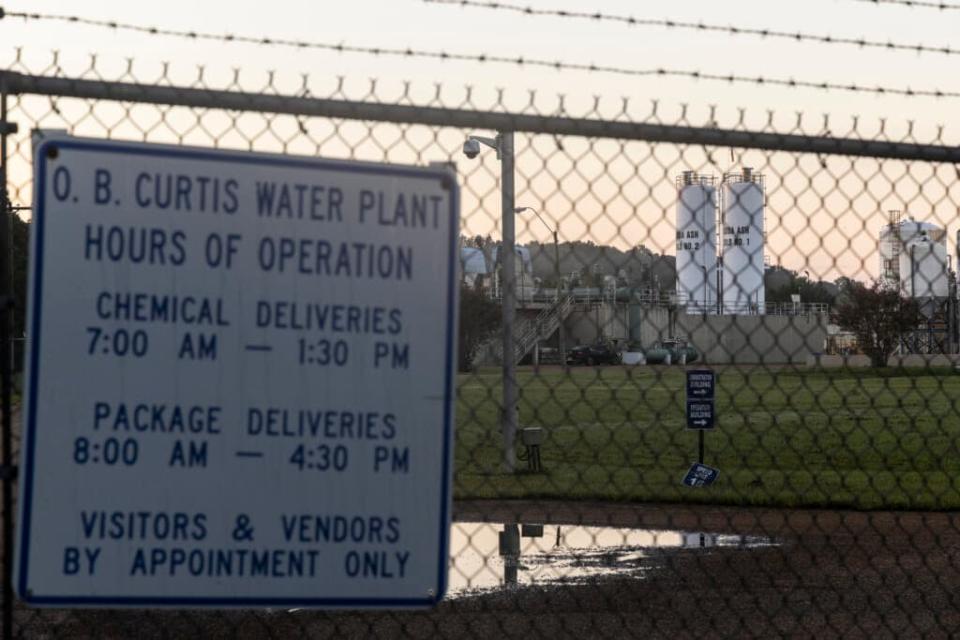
[[463, 138, 481, 159]]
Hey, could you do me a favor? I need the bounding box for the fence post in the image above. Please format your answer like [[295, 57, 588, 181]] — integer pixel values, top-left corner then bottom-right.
[[500, 131, 517, 473], [0, 76, 16, 640]]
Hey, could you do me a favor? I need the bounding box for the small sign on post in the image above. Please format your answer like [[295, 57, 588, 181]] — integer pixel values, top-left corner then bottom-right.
[[682, 462, 720, 487], [685, 401, 715, 430], [684, 369, 717, 485], [685, 369, 715, 401], [685, 370, 715, 431]]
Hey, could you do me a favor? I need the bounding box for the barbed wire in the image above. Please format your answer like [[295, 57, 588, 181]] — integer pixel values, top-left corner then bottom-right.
[[2, 8, 959, 100], [423, 0, 960, 58], [847, 0, 960, 9]]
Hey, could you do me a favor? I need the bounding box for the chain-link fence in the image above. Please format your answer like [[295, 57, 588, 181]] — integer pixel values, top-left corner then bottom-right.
[[5, 49, 960, 638]]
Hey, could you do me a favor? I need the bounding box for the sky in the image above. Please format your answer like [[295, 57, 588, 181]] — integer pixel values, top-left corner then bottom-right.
[[4, 0, 960, 280]]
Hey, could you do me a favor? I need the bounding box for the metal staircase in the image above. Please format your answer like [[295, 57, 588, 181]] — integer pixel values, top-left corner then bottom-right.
[[490, 295, 574, 364]]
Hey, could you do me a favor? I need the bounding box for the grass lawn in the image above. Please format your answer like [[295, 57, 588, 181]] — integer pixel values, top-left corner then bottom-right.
[[454, 365, 960, 510]]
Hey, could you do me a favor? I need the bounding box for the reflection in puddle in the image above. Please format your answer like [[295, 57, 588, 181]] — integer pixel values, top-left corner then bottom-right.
[[448, 522, 774, 596]]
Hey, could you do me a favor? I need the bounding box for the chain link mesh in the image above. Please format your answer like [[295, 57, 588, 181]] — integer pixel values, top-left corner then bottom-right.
[[5, 48, 960, 638]]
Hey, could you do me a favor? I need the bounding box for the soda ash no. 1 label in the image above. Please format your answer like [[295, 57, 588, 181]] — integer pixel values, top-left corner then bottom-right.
[[16, 135, 459, 608]]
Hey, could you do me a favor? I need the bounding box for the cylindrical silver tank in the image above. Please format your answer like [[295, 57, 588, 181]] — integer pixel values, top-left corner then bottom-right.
[[675, 172, 718, 312], [900, 234, 949, 299], [721, 169, 765, 315], [879, 215, 945, 286]]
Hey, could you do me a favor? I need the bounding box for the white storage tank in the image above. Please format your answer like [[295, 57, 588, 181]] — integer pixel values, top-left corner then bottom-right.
[[879, 212, 945, 287], [491, 244, 535, 302], [899, 234, 949, 300], [721, 168, 765, 315], [675, 172, 718, 312]]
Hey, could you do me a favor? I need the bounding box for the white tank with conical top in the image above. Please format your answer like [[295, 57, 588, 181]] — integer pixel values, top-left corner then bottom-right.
[[879, 212, 945, 288]]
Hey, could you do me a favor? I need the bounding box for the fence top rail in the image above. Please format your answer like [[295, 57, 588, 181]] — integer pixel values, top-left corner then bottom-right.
[[2, 70, 959, 164]]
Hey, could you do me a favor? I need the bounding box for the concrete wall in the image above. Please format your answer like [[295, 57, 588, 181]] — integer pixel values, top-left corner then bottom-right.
[[564, 303, 629, 346], [630, 305, 673, 349], [630, 305, 828, 364], [808, 354, 960, 368]]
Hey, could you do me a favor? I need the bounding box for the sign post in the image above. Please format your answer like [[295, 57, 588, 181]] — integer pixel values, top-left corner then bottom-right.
[[684, 369, 718, 487], [17, 136, 459, 607]]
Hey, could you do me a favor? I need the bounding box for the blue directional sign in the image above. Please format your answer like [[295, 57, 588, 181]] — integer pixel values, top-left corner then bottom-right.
[[682, 462, 720, 487], [686, 370, 715, 400], [686, 369, 715, 430], [686, 400, 715, 430]]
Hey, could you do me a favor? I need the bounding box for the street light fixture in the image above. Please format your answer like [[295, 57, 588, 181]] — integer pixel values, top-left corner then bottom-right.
[[463, 132, 518, 472], [515, 206, 567, 367]]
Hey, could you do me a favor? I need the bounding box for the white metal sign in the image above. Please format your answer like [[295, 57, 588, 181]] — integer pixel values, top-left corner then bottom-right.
[[17, 136, 459, 608]]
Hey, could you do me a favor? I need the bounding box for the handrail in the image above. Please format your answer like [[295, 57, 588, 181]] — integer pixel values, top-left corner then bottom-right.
[[491, 294, 574, 363], [512, 295, 573, 361], [491, 288, 831, 316]]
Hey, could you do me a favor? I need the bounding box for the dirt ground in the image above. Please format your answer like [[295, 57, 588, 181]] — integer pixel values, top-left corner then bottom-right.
[[10, 499, 960, 639]]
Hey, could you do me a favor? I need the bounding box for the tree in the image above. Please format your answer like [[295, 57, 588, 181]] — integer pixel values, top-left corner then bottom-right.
[[766, 269, 837, 305], [833, 280, 919, 367], [458, 283, 501, 372]]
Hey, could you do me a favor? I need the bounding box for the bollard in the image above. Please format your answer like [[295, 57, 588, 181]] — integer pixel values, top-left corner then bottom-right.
[[498, 524, 521, 587]]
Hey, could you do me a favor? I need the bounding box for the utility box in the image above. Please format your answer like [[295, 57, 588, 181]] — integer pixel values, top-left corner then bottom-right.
[[520, 427, 544, 446]]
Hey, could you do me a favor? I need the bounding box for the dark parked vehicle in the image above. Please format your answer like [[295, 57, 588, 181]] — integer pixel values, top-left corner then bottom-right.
[[566, 342, 621, 366]]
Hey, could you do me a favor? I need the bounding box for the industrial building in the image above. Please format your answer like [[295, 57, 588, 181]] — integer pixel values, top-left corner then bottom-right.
[[879, 211, 949, 316], [879, 210, 955, 354], [668, 167, 825, 363], [475, 179, 960, 366], [675, 168, 768, 316]]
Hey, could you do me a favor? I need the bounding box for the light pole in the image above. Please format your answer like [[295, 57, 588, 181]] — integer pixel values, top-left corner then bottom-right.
[[515, 206, 566, 367], [464, 132, 517, 472]]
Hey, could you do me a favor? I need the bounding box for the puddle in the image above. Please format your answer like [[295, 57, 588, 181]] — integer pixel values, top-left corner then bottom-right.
[[448, 522, 774, 596]]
